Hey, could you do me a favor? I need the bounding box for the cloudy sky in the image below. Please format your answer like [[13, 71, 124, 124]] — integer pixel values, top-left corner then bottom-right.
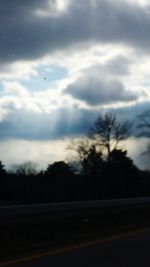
[[0, 0, 150, 169]]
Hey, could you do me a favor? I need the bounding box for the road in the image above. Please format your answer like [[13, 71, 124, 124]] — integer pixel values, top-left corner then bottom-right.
[[1, 197, 150, 218], [1, 228, 150, 267]]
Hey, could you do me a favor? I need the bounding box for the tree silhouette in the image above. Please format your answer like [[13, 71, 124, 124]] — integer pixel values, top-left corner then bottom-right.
[[90, 112, 131, 162], [82, 144, 104, 176], [45, 161, 74, 177], [0, 161, 6, 176], [45, 161, 76, 201], [109, 149, 137, 171], [0, 161, 6, 200], [68, 138, 97, 175], [12, 162, 38, 176], [104, 149, 139, 197]]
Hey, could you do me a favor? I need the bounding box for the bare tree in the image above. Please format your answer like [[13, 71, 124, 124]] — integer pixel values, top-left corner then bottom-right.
[[68, 137, 94, 174], [68, 112, 131, 173], [68, 138, 103, 175], [11, 161, 38, 176], [89, 112, 131, 162]]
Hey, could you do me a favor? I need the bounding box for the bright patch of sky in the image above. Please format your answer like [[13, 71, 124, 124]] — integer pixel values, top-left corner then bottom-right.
[[22, 65, 68, 92]]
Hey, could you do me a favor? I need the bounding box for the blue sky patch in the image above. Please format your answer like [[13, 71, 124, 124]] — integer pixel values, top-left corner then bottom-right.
[[22, 65, 68, 92]]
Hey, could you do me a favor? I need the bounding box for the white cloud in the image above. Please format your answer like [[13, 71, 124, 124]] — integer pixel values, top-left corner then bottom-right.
[[132, 0, 150, 7], [0, 43, 149, 118], [0, 61, 38, 80], [3, 81, 28, 97]]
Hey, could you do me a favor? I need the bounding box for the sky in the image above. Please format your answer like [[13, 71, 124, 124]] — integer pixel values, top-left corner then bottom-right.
[[0, 0, 150, 170]]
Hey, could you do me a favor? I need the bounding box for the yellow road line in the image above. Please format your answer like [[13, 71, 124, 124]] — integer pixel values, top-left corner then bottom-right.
[[1, 227, 150, 266]]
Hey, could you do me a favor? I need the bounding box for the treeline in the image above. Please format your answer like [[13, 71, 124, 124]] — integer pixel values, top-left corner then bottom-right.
[[0, 158, 150, 203], [0, 111, 150, 204]]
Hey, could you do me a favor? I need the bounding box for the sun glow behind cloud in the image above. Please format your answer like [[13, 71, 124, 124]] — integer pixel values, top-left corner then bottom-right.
[[35, 0, 69, 18]]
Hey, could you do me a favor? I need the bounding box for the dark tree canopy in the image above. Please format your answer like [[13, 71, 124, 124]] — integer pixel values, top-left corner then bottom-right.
[[0, 161, 6, 175], [82, 144, 104, 176], [45, 161, 74, 178]]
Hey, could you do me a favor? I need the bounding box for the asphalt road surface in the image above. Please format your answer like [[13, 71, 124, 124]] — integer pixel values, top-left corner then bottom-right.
[[1, 197, 150, 218], [1, 229, 150, 267]]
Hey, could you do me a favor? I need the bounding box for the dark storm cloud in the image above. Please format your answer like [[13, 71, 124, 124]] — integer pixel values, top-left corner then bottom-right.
[[104, 56, 130, 76], [65, 56, 137, 106], [0, 102, 149, 141], [1, 0, 150, 64], [0, 108, 98, 141], [66, 80, 136, 106], [113, 101, 150, 137]]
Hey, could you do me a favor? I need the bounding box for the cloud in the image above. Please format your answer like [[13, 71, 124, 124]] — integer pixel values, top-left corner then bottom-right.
[[1, 0, 150, 67], [103, 56, 130, 76], [2, 81, 28, 97], [66, 79, 136, 106], [65, 63, 138, 106], [0, 101, 148, 142], [0, 108, 99, 141]]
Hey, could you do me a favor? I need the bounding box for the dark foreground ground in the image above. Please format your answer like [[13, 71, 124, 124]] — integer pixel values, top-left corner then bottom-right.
[[1, 199, 150, 262], [1, 228, 150, 267]]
